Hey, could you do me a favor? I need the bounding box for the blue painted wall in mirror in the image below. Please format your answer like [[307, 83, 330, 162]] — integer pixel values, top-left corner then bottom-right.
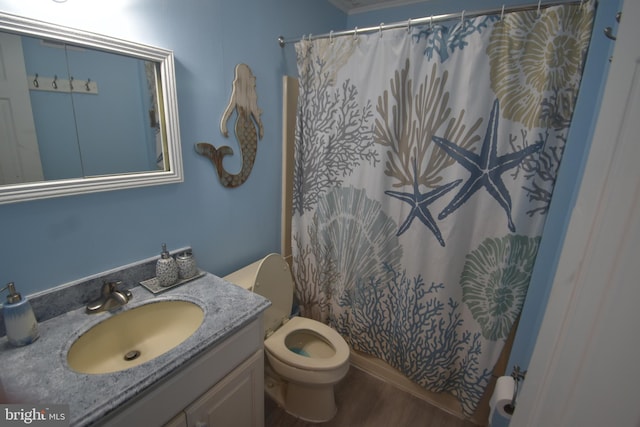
[[22, 36, 159, 179]]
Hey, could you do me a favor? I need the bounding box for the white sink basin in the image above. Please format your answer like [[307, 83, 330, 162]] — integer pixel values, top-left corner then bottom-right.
[[67, 300, 204, 374]]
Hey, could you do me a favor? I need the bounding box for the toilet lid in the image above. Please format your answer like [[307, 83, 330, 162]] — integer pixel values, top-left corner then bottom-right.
[[250, 254, 294, 335]]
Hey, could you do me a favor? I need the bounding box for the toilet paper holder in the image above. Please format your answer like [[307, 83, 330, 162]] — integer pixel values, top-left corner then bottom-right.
[[503, 365, 527, 415]]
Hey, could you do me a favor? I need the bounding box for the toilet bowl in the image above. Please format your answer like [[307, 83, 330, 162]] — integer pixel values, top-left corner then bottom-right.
[[224, 253, 350, 422]]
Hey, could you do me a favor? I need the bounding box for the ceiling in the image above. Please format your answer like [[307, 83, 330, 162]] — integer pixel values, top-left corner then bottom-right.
[[328, 0, 427, 14]]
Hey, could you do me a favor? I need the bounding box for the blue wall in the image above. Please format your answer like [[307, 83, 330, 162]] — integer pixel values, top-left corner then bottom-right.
[[0, 0, 345, 296]]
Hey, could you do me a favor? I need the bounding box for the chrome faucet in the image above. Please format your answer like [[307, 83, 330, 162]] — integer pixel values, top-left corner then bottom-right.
[[86, 281, 132, 314]]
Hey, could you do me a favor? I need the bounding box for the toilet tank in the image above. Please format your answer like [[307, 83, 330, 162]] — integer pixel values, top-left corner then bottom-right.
[[224, 253, 294, 336]]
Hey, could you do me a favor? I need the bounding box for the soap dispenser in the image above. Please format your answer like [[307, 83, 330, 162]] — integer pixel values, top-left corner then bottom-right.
[[156, 243, 179, 287], [1, 282, 39, 347]]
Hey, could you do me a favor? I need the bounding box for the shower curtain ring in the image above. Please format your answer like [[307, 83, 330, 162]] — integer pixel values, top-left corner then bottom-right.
[[461, 10, 465, 25], [329, 30, 334, 44], [537, 0, 542, 16], [407, 18, 411, 32], [379, 23, 384, 38], [430, 15, 433, 29], [353, 27, 358, 40], [501, 5, 505, 21], [33, 73, 39, 88]]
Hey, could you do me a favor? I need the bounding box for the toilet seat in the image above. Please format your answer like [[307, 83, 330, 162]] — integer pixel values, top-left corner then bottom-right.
[[224, 254, 349, 371], [265, 316, 350, 371], [224, 253, 350, 423]]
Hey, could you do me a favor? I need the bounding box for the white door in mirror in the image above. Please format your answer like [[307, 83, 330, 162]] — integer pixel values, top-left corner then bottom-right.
[[0, 33, 43, 185]]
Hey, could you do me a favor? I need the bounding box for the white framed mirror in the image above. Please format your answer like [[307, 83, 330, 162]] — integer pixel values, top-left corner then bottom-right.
[[0, 11, 183, 204]]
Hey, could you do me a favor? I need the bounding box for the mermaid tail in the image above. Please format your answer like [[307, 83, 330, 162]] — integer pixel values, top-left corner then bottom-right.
[[195, 107, 258, 188]]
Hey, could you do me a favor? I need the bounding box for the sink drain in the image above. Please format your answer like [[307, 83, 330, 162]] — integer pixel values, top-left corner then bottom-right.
[[124, 350, 141, 361]]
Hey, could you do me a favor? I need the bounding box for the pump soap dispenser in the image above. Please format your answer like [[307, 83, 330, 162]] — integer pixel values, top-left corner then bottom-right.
[[1, 282, 39, 347], [156, 243, 179, 287]]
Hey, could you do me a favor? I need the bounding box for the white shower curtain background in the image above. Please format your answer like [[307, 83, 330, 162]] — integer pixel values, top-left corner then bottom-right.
[[291, 2, 594, 417]]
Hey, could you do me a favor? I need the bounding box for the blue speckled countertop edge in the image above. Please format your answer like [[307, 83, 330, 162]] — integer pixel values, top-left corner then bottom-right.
[[0, 273, 270, 426]]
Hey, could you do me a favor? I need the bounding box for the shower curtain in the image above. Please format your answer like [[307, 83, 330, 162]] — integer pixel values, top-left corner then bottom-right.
[[291, 2, 594, 417]]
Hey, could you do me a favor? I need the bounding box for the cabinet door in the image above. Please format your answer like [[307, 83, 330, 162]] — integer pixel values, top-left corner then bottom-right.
[[185, 349, 264, 427]]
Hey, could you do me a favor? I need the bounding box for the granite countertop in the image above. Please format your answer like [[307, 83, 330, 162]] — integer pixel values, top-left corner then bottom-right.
[[0, 273, 270, 426]]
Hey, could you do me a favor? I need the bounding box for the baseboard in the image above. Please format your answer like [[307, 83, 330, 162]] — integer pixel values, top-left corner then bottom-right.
[[349, 350, 488, 425]]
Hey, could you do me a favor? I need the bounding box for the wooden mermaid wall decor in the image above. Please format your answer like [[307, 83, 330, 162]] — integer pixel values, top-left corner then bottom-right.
[[195, 63, 264, 188]]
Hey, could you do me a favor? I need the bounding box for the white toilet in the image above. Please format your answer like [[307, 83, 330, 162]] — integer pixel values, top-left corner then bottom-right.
[[224, 253, 350, 422]]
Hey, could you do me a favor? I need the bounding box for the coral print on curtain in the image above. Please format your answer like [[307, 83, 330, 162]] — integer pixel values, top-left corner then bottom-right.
[[291, 2, 594, 418]]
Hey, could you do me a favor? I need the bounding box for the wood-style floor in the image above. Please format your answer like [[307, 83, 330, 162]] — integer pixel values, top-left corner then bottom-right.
[[265, 366, 481, 427]]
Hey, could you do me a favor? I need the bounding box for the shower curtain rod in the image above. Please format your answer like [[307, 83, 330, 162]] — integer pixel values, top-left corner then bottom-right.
[[277, 0, 585, 47]]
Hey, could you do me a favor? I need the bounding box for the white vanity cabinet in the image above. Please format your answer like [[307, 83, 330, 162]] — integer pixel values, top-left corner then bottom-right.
[[100, 318, 264, 427], [180, 349, 263, 427]]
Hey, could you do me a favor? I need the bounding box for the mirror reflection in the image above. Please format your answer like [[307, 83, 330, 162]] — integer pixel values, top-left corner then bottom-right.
[[0, 11, 182, 205], [1, 33, 165, 185]]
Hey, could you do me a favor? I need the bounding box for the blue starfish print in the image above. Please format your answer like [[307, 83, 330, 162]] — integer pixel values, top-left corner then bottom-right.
[[432, 99, 543, 232], [385, 160, 461, 246]]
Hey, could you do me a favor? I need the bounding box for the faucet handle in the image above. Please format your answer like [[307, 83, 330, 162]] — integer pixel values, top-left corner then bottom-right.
[[102, 280, 123, 294], [109, 281, 132, 301], [86, 280, 131, 314]]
